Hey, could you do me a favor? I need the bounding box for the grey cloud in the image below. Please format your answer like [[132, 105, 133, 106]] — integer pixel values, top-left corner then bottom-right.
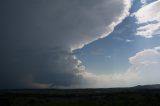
[[0, 47, 84, 88], [0, 0, 131, 88], [1, 0, 130, 49]]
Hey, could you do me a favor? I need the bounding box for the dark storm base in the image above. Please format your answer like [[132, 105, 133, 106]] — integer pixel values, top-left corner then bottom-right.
[[1, 87, 160, 106]]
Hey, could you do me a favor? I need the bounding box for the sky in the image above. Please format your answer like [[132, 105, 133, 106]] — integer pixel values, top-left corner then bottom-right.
[[0, 0, 160, 89]]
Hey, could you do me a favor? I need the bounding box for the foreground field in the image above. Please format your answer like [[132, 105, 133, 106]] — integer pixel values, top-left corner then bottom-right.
[[0, 87, 160, 106]]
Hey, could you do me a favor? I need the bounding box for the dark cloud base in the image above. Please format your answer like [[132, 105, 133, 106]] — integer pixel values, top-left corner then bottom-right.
[[0, 0, 130, 89]]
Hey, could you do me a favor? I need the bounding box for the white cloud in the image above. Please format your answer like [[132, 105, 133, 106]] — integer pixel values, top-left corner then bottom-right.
[[140, 0, 155, 5], [128, 47, 160, 85], [134, 0, 160, 38], [141, 0, 148, 5], [126, 39, 134, 43], [83, 46, 160, 88]]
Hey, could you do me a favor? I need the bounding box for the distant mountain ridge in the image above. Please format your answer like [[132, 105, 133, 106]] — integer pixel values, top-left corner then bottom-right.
[[134, 84, 160, 89]]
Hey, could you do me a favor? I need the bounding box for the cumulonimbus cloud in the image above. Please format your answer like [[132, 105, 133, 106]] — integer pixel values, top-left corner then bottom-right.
[[0, 0, 132, 88], [128, 47, 160, 85]]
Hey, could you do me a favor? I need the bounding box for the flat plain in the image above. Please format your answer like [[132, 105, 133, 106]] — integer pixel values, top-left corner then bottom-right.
[[1, 86, 160, 106]]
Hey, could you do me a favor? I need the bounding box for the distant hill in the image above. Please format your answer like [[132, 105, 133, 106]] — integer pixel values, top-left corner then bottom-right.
[[134, 84, 160, 89]]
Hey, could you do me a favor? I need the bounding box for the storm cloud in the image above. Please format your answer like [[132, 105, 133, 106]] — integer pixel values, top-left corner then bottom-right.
[[0, 0, 131, 89]]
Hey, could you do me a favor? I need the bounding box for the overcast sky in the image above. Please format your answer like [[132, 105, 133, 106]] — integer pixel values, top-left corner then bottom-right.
[[0, 0, 160, 89]]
